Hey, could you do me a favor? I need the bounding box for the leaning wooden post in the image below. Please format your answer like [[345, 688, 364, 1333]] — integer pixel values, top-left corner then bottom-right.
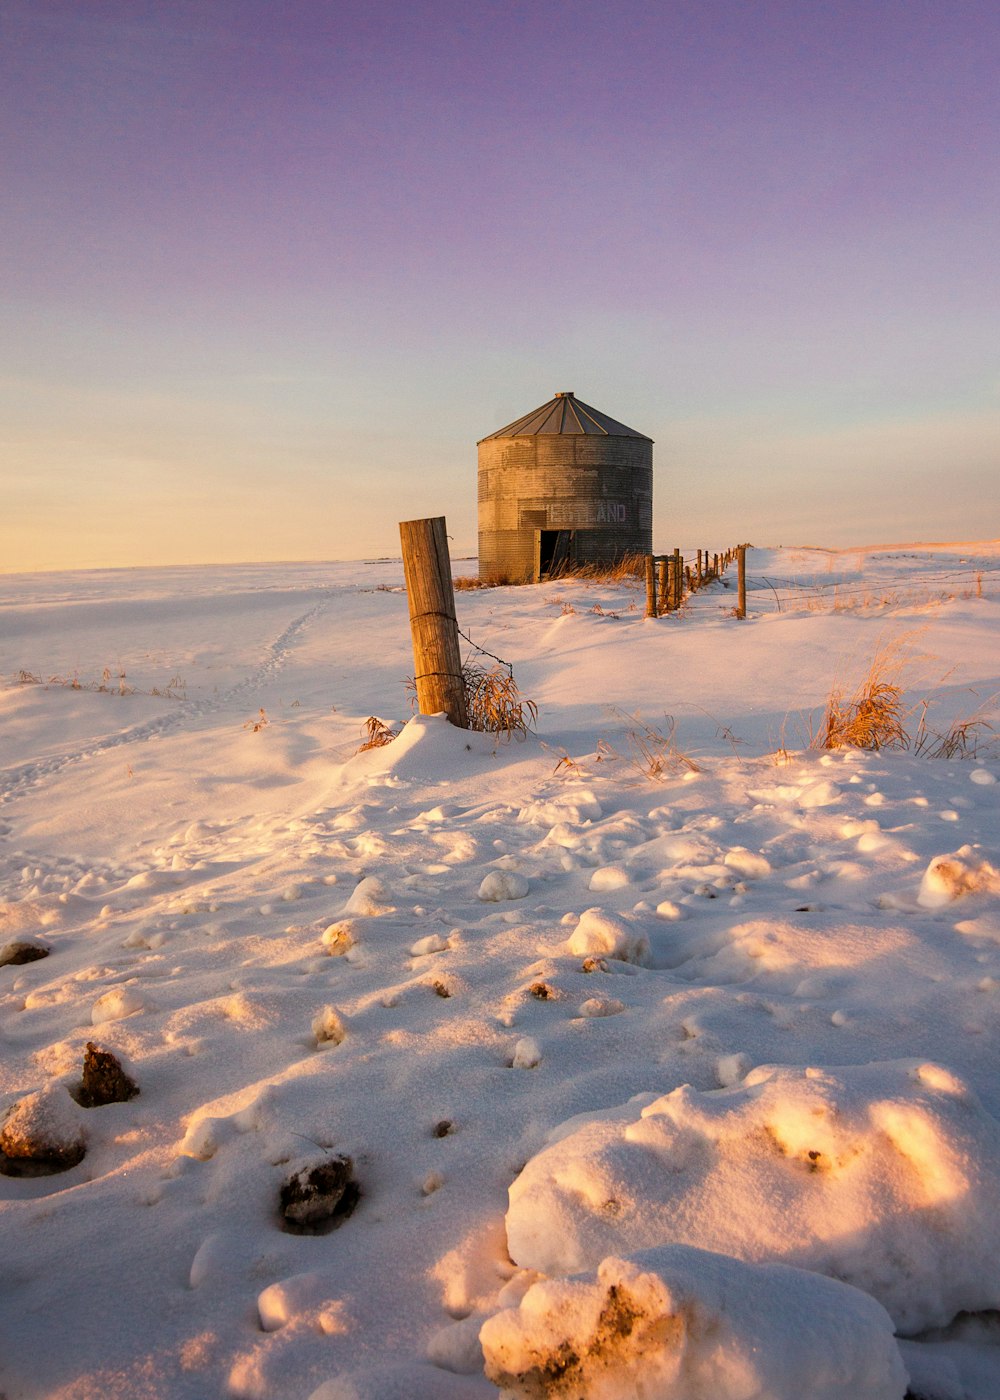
[[644, 555, 657, 618], [399, 516, 469, 728], [736, 543, 747, 619], [673, 548, 682, 607]]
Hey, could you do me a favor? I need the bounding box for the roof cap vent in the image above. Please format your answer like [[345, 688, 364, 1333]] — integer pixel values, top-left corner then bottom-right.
[[554, 391, 574, 398]]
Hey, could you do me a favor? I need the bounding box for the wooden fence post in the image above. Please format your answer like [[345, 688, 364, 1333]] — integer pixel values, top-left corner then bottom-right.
[[645, 555, 657, 618], [657, 557, 668, 615], [736, 543, 747, 620], [673, 549, 682, 608], [399, 516, 469, 728]]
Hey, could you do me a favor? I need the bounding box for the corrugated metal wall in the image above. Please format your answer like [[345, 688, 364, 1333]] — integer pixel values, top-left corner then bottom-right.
[[478, 435, 653, 579]]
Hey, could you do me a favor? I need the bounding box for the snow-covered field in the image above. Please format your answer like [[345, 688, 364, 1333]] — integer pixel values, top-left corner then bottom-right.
[[2, 543, 999, 1400]]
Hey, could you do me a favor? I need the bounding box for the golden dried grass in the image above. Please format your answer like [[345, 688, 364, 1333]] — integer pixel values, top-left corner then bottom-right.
[[463, 663, 537, 739], [357, 716, 398, 751]]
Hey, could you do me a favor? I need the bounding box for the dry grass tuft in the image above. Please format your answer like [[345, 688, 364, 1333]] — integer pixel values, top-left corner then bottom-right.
[[607, 709, 700, 780], [550, 553, 646, 584], [913, 695, 999, 760], [820, 678, 908, 752], [463, 663, 537, 739], [815, 636, 998, 759], [816, 638, 916, 752], [357, 716, 398, 751]]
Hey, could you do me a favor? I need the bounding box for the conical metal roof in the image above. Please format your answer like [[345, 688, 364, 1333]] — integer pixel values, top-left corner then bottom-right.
[[479, 391, 652, 443]]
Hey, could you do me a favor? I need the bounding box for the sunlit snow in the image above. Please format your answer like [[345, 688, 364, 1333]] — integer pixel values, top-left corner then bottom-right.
[[1, 543, 999, 1399]]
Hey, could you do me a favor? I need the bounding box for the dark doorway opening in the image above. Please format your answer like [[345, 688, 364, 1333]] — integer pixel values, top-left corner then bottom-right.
[[534, 529, 577, 581]]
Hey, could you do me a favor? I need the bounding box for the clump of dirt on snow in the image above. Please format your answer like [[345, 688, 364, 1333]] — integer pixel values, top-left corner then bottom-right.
[[917, 846, 1000, 908], [0, 1084, 86, 1175], [480, 1246, 906, 1400]]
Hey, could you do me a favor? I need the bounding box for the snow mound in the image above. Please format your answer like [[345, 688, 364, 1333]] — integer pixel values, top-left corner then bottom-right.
[[480, 1245, 907, 1400], [505, 1059, 1000, 1331], [479, 870, 530, 902], [565, 907, 649, 965], [344, 877, 394, 916], [257, 1272, 346, 1333], [917, 846, 1000, 908], [91, 984, 148, 1024], [338, 713, 500, 783]]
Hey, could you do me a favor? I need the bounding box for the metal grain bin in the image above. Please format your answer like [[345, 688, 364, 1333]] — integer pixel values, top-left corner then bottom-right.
[[477, 391, 653, 581]]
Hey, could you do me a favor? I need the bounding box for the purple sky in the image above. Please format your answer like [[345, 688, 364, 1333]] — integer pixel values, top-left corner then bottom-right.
[[3, 0, 998, 569]]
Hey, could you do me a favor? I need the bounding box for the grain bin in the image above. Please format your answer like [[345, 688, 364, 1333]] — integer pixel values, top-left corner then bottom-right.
[[477, 391, 653, 581]]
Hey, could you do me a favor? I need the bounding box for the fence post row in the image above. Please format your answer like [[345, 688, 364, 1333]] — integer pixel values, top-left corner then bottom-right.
[[639, 546, 747, 618], [399, 516, 470, 728]]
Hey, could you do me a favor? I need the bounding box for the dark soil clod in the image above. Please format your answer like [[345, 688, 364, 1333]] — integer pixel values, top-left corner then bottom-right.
[[0, 941, 50, 968], [279, 1154, 360, 1234], [74, 1043, 140, 1108]]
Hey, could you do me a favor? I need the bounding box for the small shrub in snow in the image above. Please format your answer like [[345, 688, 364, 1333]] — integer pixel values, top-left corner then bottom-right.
[[357, 716, 398, 752]]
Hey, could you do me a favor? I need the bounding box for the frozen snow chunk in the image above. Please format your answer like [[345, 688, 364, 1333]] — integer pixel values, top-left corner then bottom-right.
[[578, 997, 625, 1018], [716, 1052, 751, 1087], [479, 871, 529, 902], [409, 933, 449, 957], [257, 1271, 343, 1332], [480, 1246, 907, 1400], [312, 1006, 347, 1047], [426, 1313, 486, 1374], [189, 1232, 237, 1289], [505, 1059, 1000, 1331], [322, 919, 355, 956], [565, 907, 649, 965], [917, 847, 1000, 908], [723, 848, 771, 879], [344, 877, 394, 916], [91, 984, 147, 1024], [588, 865, 629, 892], [970, 769, 996, 785], [798, 780, 842, 808], [654, 899, 686, 921], [512, 1037, 542, 1069]]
